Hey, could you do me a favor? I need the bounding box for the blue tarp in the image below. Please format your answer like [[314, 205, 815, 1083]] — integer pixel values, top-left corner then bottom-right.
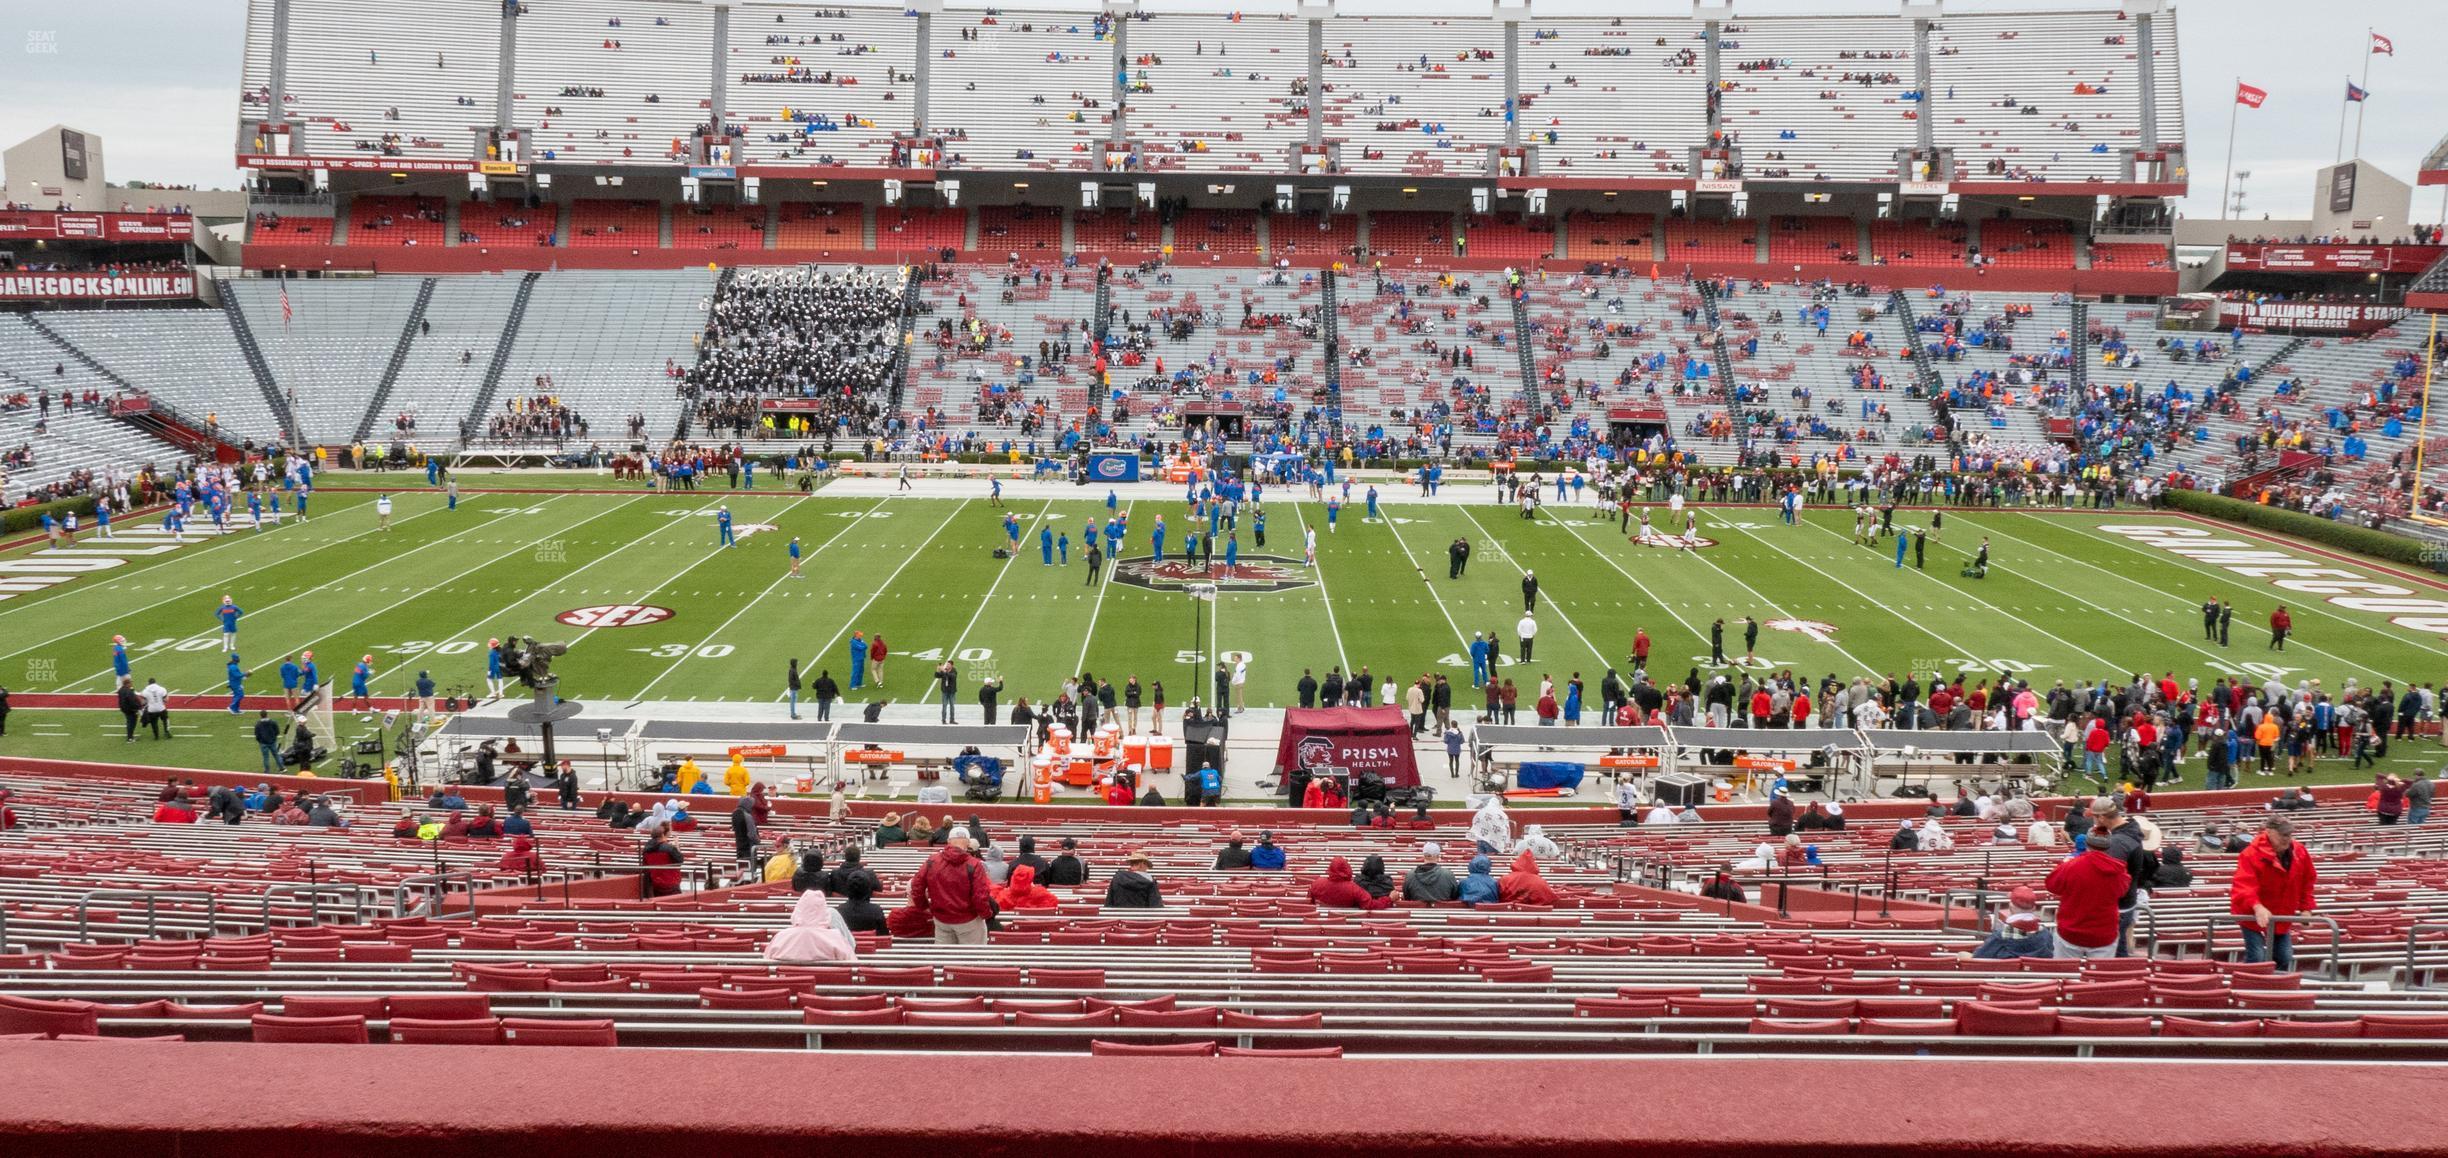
[[1515, 761, 1586, 790]]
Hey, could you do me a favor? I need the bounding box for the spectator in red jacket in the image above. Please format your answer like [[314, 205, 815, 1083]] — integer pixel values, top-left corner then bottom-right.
[[639, 823, 684, 897], [1498, 850, 1559, 906], [2231, 817, 2318, 971], [908, 830, 997, 944], [151, 796, 197, 824], [496, 834, 546, 876], [1307, 856, 1392, 910], [2044, 825, 2130, 958], [993, 864, 1059, 910]]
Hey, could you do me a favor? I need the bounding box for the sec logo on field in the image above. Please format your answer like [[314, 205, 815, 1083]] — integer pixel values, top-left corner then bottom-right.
[[556, 604, 675, 628]]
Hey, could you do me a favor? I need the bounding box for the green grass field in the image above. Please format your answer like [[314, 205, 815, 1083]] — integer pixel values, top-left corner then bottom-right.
[[4, 472, 2446, 783]]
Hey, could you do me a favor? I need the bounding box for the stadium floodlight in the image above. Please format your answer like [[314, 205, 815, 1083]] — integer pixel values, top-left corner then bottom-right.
[[1081, 181, 1100, 209], [1330, 185, 1351, 212], [1276, 184, 1296, 213]]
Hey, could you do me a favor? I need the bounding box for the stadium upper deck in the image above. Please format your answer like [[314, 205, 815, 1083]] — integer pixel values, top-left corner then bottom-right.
[[237, 0, 2186, 195]]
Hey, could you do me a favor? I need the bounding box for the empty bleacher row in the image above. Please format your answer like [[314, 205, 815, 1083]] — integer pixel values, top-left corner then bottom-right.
[[243, 0, 2181, 186], [11, 770, 2448, 1059]]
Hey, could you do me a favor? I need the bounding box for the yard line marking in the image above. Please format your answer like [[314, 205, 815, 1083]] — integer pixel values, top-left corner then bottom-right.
[[50, 495, 537, 692], [0, 492, 428, 627], [1284, 502, 1350, 676], [561, 497, 792, 673], [0, 496, 453, 666], [1542, 511, 1724, 667], [1712, 516, 2000, 671], [1958, 512, 2412, 687], [1369, 500, 1473, 649], [948, 498, 1052, 659], [2035, 513, 2448, 667], [1454, 506, 1609, 670], [802, 500, 974, 695], [364, 493, 673, 690], [1069, 500, 1127, 675], [1785, 513, 2126, 673], [630, 492, 849, 698], [239, 496, 637, 691]]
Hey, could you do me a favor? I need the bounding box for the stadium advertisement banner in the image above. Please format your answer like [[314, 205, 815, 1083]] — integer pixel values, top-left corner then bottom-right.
[[2216, 301, 2407, 335], [0, 272, 196, 301], [237, 153, 485, 173], [1086, 453, 1141, 482], [2222, 243, 2442, 274], [1274, 707, 1422, 788], [0, 212, 192, 242]]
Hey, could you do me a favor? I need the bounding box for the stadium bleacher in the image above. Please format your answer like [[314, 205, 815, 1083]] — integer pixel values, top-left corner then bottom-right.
[[226, 278, 426, 446], [490, 268, 719, 444], [725, 4, 915, 169], [1123, 12, 1311, 175]]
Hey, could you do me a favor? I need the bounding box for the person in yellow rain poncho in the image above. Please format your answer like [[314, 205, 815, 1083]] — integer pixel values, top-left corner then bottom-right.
[[724, 754, 751, 796], [678, 757, 706, 794]]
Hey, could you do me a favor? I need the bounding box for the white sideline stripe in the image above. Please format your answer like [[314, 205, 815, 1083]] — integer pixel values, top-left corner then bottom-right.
[[1713, 516, 1998, 672], [1069, 500, 1127, 676], [1289, 501, 1351, 675]]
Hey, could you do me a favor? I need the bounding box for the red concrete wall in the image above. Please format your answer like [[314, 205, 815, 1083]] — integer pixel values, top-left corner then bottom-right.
[[2, 1042, 2435, 1157]]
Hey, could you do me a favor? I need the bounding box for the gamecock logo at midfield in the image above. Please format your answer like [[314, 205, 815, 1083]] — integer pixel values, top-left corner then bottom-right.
[[1108, 555, 1318, 594]]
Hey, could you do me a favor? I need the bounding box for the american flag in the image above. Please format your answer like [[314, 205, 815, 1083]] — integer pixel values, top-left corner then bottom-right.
[[279, 283, 292, 326]]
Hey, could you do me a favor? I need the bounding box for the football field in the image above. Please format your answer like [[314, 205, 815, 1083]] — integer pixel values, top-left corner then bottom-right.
[[5, 472, 2448, 775]]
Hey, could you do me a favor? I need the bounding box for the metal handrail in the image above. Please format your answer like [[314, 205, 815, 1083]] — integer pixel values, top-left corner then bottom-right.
[[75, 889, 220, 942], [392, 872, 481, 921], [261, 884, 377, 930], [2400, 923, 2448, 989], [2202, 912, 2346, 980]]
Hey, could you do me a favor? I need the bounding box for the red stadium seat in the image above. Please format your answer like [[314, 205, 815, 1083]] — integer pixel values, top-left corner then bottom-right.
[[281, 996, 387, 1019], [945, 967, 1025, 987], [1954, 1002, 2058, 1037], [2054, 1016, 2155, 1037], [1857, 1019, 1957, 1036], [1219, 1046, 1344, 1058], [1749, 1018, 1850, 1036], [1090, 1040, 1218, 1057], [0, 995, 100, 1038], [1030, 968, 1107, 989], [2360, 1015, 2448, 1039], [1013, 1010, 1119, 1027], [802, 1008, 907, 1027], [251, 1014, 369, 1044], [387, 1017, 505, 1046], [1221, 1011, 1323, 1030], [2159, 1017, 2264, 1039], [700, 987, 796, 1011], [1763, 997, 1857, 1019], [502, 1019, 617, 1047], [386, 994, 491, 1020], [1117, 1006, 1222, 1028], [801, 994, 893, 1012], [2258, 1018, 2359, 1039], [899, 996, 988, 1013]]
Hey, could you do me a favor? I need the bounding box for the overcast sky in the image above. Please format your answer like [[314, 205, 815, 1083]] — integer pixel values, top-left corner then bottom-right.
[[2, 0, 2440, 221]]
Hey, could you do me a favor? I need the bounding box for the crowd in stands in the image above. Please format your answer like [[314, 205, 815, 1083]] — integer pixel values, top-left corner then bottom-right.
[[682, 267, 906, 438], [481, 390, 588, 444]]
